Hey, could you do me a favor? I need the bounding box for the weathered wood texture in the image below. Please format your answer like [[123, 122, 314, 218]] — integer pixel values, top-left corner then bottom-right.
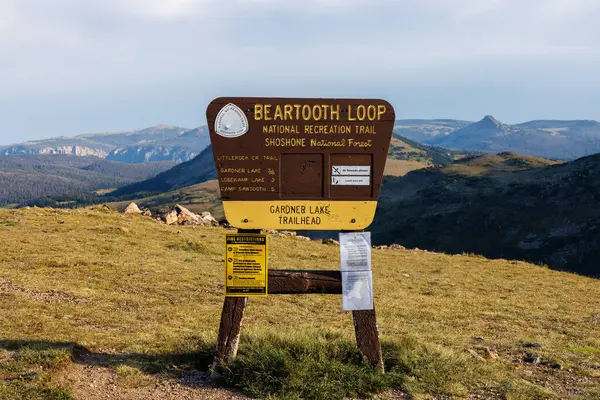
[[268, 270, 342, 294], [213, 297, 248, 368], [352, 309, 384, 371]]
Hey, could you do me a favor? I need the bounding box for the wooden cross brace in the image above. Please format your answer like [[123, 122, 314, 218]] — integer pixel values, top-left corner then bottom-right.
[[212, 269, 384, 373]]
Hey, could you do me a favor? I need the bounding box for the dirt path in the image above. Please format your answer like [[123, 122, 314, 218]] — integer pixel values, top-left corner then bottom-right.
[[57, 362, 248, 400]]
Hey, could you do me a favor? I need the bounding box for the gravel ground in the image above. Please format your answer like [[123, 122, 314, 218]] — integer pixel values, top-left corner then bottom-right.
[[56, 363, 249, 400]]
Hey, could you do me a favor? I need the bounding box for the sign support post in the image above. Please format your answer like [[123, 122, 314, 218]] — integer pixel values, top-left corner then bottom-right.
[[212, 263, 384, 373], [213, 297, 247, 369], [352, 309, 384, 370], [212, 228, 259, 373]]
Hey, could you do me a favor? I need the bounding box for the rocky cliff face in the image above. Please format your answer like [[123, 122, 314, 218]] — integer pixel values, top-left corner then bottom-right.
[[41, 146, 109, 157], [106, 146, 198, 163], [2, 145, 110, 158], [1, 125, 210, 164]]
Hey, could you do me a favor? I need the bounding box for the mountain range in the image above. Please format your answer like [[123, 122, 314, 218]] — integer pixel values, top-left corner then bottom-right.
[[0, 125, 210, 163], [3, 116, 600, 163], [395, 116, 600, 159]]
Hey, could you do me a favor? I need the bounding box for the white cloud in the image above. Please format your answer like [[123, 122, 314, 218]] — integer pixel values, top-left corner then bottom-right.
[[116, 0, 210, 20], [0, 0, 18, 29], [541, 0, 600, 19]]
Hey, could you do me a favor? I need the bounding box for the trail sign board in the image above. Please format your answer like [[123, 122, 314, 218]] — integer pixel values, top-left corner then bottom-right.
[[206, 97, 395, 230], [225, 233, 268, 297]]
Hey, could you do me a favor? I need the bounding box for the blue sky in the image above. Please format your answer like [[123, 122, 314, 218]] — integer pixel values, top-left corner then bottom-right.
[[0, 0, 599, 144]]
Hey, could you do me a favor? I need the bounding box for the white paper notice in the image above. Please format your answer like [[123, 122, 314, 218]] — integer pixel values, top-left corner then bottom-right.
[[340, 232, 373, 311], [342, 271, 374, 311], [339, 232, 372, 272]]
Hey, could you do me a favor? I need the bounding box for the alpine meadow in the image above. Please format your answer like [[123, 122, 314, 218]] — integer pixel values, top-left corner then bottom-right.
[[2, 1, 600, 399]]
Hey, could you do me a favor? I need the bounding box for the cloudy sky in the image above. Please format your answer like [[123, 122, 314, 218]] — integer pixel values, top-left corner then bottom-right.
[[0, 0, 599, 144]]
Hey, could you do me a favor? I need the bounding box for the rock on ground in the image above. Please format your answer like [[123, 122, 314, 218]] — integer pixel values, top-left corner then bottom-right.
[[157, 205, 219, 227], [164, 210, 179, 226], [124, 203, 142, 215], [176, 205, 203, 225], [200, 211, 219, 227]]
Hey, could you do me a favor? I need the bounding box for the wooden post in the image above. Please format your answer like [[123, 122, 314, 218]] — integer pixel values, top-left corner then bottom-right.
[[352, 309, 384, 372], [212, 297, 248, 373]]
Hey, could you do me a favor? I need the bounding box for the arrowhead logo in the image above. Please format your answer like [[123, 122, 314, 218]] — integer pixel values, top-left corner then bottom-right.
[[215, 103, 249, 138]]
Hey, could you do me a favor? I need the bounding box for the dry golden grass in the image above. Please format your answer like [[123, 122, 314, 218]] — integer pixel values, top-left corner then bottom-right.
[[389, 137, 425, 154], [383, 159, 430, 177], [0, 208, 599, 399], [443, 153, 563, 177]]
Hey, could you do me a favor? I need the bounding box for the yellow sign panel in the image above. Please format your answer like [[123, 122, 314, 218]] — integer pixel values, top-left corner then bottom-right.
[[223, 200, 378, 230], [225, 234, 268, 297]]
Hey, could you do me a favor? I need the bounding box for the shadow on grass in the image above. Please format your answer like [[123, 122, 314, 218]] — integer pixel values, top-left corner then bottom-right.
[[0, 333, 481, 400], [0, 339, 214, 374], [0, 338, 217, 400]]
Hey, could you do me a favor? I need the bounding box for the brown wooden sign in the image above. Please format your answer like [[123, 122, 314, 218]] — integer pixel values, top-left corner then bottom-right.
[[206, 97, 395, 230]]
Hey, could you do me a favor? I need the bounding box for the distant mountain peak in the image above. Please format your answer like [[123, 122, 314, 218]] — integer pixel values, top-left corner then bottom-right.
[[479, 115, 504, 128]]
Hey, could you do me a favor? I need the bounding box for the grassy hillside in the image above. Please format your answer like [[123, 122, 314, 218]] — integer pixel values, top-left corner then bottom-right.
[[0, 155, 175, 207], [441, 152, 561, 176], [373, 152, 599, 276], [108, 180, 224, 220], [0, 208, 599, 399], [387, 134, 475, 167]]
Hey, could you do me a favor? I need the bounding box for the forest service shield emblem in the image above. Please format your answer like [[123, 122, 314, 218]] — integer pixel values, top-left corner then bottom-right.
[[215, 103, 249, 138]]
